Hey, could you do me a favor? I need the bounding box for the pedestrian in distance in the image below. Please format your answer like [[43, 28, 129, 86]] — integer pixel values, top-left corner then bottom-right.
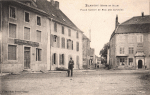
[[68, 57, 74, 77]]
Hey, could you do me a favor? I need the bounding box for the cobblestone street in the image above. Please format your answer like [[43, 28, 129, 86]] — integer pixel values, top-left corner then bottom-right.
[[0, 69, 150, 95]]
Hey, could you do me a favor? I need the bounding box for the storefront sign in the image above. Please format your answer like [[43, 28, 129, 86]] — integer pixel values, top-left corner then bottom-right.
[[14, 39, 39, 47]]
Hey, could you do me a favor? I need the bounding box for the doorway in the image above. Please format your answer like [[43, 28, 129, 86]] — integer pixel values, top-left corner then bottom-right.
[[24, 47, 30, 69], [138, 60, 142, 69]]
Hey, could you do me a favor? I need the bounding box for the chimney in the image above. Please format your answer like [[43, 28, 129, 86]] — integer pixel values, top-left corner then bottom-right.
[[142, 12, 144, 17], [51, 0, 55, 6], [115, 15, 118, 29], [55, 1, 59, 9]]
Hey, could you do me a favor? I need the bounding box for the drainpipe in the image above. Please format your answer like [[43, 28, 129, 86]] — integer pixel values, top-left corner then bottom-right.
[[50, 18, 53, 70]]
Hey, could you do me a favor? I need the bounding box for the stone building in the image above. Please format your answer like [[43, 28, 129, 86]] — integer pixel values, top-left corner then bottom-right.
[[109, 13, 150, 69], [0, 0, 83, 72]]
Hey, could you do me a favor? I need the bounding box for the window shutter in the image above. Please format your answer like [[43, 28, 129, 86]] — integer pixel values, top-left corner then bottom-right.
[[9, 23, 16, 38], [57, 36, 60, 48], [52, 54, 54, 65], [51, 34, 54, 47], [62, 54, 64, 65], [8, 45, 16, 60], [24, 27, 30, 40], [59, 54, 61, 65], [37, 30, 41, 42], [56, 53, 57, 65]]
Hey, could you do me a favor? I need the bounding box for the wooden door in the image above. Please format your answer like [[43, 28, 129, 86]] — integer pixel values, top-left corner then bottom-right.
[[24, 47, 30, 69]]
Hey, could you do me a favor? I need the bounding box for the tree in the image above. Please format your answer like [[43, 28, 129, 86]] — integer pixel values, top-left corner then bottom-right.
[[99, 42, 109, 64]]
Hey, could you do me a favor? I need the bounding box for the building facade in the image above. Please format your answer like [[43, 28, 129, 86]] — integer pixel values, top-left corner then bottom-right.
[[0, 0, 83, 73], [109, 13, 150, 69], [82, 34, 91, 69], [0, 0, 49, 72]]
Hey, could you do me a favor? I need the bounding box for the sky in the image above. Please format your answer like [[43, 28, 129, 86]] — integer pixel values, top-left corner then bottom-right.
[[50, 0, 149, 56]]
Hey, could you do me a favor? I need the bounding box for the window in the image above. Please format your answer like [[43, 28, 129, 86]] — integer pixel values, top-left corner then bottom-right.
[[10, 6, 16, 18], [120, 47, 124, 54], [9, 23, 16, 38], [68, 29, 71, 36], [76, 31, 79, 38], [137, 35, 143, 43], [52, 53, 57, 65], [76, 42, 79, 51], [128, 35, 134, 43], [67, 39, 72, 50], [129, 58, 133, 65], [54, 22, 57, 32], [36, 48, 42, 61], [54, 35, 57, 42], [37, 30, 41, 42], [37, 16, 41, 26], [129, 47, 134, 54], [59, 54, 64, 65], [8, 45, 16, 60], [120, 58, 124, 62], [61, 37, 65, 48], [24, 27, 30, 40], [25, 12, 29, 22], [62, 26, 64, 34]]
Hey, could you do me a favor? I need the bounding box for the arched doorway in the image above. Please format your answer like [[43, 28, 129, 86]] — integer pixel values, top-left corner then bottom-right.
[[138, 60, 142, 69]]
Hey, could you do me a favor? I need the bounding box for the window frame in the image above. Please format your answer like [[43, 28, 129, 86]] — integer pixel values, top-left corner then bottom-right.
[[36, 30, 41, 42], [8, 22, 18, 39], [120, 47, 124, 54], [36, 48, 42, 61], [37, 15, 41, 26], [9, 6, 17, 19], [76, 31, 79, 38], [54, 22, 57, 32], [129, 47, 134, 54], [8, 44, 17, 61], [68, 29, 71, 37], [24, 26, 31, 40], [62, 26, 64, 34], [24, 11, 30, 22]]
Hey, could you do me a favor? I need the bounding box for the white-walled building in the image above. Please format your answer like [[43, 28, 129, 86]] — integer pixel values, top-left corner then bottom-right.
[[0, 0, 83, 73]]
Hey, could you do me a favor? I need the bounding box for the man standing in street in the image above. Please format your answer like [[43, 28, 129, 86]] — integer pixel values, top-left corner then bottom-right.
[[68, 57, 74, 77]]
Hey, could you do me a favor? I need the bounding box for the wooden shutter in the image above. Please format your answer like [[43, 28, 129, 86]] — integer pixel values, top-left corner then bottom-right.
[[50, 34, 54, 47], [24, 27, 30, 40], [62, 54, 64, 65], [52, 53, 54, 65], [59, 54, 61, 65], [9, 23, 16, 38], [8, 45, 16, 60], [57, 36, 60, 48], [37, 30, 41, 42]]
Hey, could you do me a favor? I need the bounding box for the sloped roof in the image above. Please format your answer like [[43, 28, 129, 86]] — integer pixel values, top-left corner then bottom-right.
[[0, 0, 82, 32], [35, 0, 82, 32], [110, 15, 150, 40], [116, 15, 150, 34]]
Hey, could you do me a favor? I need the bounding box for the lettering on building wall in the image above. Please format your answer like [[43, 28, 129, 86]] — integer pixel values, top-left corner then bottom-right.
[[14, 39, 39, 47]]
